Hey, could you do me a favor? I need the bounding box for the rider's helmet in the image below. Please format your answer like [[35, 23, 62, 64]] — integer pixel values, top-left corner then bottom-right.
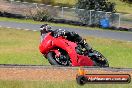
[[40, 24, 51, 33]]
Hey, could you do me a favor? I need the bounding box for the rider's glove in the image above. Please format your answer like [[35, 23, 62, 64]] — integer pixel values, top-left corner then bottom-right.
[[78, 39, 84, 45], [54, 31, 65, 38]]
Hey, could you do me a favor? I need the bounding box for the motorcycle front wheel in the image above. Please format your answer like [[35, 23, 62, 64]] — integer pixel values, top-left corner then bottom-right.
[[46, 51, 71, 66]]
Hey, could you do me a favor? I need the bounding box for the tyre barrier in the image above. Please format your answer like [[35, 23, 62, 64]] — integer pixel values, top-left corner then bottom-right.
[[0, 11, 25, 19]]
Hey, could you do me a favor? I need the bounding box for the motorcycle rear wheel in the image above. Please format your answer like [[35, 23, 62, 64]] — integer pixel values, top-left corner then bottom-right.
[[92, 50, 109, 67]]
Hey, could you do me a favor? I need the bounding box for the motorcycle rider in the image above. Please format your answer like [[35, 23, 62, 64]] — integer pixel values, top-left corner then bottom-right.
[[40, 24, 94, 56]]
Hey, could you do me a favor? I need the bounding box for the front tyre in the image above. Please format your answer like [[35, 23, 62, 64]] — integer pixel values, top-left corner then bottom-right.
[[46, 52, 59, 65], [46, 51, 71, 66]]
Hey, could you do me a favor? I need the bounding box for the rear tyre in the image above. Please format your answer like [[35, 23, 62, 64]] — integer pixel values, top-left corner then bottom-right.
[[91, 50, 109, 67]]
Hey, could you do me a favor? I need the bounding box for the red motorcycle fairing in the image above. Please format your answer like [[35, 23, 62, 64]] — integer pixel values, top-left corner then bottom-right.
[[39, 33, 54, 54], [77, 55, 94, 66], [39, 32, 94, 66]]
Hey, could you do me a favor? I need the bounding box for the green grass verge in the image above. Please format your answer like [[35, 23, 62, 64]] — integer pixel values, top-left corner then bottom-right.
[[86, 36, 132, 68], [0, 27, 132, 67], [29, 0, 76, 6], [0, 80, 131, 88], [0, 27, 48, 65]]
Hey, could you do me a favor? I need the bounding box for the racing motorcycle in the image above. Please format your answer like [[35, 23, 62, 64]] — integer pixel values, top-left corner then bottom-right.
[[39, 32, 109, 67]]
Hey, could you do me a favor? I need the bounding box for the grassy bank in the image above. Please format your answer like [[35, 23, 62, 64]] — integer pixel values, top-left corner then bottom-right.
[[0, 27, 132, 67], [109, 0, 132, 14], [0, 80, 131, 88]]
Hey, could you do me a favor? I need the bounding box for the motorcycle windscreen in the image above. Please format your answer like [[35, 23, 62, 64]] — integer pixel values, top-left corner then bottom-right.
[[77, 55, 94, 66]]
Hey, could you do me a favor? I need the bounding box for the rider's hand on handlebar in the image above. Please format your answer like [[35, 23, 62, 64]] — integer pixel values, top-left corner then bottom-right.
[[54, 32, 65, 38]]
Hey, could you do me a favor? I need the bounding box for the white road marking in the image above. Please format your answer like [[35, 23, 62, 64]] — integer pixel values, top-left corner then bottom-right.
[[33, 30, 37, 31], [127, 41, 132, 43], [16, 28, 22, 30], [7, 27, 11, 29], [24, 29, 30, 31], [111, 39, 132, 43]]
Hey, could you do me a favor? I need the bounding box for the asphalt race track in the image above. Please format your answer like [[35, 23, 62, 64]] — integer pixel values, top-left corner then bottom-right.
[[0, 21, 132, 42]]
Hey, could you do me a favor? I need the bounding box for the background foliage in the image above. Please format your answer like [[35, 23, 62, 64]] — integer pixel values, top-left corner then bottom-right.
[[76, 0, 116, 12]]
